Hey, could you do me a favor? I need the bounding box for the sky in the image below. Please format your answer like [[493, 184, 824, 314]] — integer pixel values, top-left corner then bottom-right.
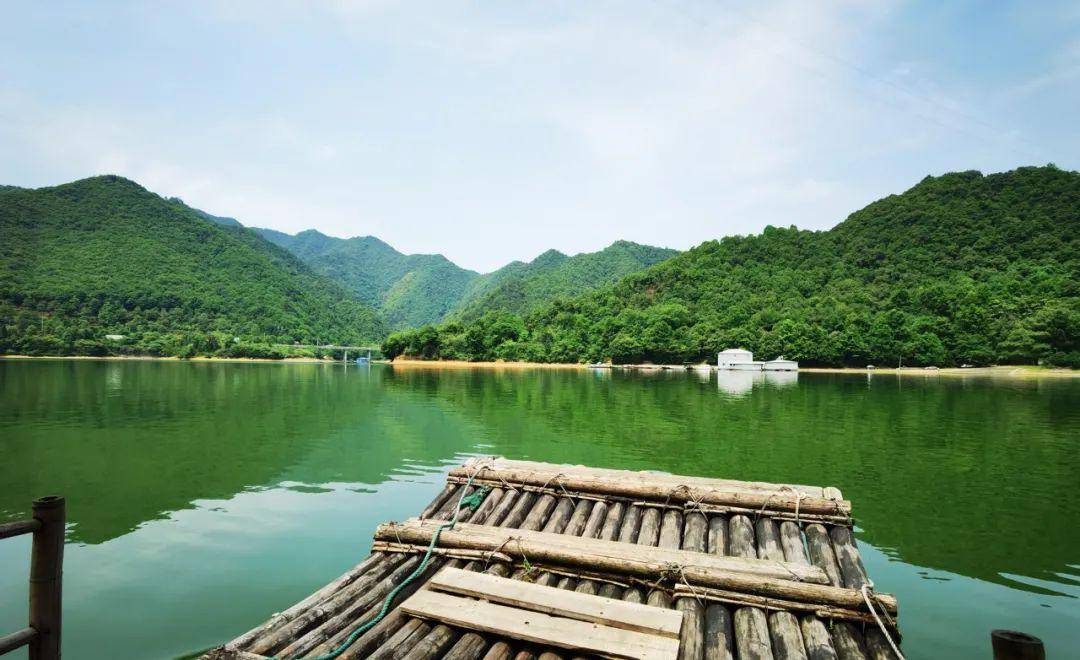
[[2, 1, 1078, 272]]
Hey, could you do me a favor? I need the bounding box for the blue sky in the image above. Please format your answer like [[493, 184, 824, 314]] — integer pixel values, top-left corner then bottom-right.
[[3, 1, 1077, 271]]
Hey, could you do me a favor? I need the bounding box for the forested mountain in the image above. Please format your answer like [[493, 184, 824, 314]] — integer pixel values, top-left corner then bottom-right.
[[253, 228, 479, 330], [0, 176, 385, 357], [256, 228, 677, 330], [383, 166, 1080, 368], [451, 241, 678, 322]]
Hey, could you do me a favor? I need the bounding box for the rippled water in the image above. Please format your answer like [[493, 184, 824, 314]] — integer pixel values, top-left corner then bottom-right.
[[1, 360, 1077, 659]]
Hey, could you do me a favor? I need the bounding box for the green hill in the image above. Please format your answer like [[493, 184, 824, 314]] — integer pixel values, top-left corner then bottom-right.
[[452, 241, 678, 322], [253, 229, 479, 330], [255, 229, 677, 331], [383, 166, 1079, 367], [0, 176, 385, 357]]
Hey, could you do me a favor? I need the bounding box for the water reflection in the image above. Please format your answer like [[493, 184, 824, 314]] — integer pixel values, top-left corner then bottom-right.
[[714, 369, 798, 395], [0, 360, 1077, 659]]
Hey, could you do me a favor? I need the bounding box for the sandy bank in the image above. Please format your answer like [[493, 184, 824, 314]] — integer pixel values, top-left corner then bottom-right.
[[801, 365, 1079, 378], [390, 358, 585, 370]]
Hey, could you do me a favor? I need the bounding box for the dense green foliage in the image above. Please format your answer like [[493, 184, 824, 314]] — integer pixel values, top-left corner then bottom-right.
[[384, 167, 1080, 367], [451, 241, 678, 322], [257, 229, 677, 330], [254, 229, 480, 330], [0, 176, 385, 357]]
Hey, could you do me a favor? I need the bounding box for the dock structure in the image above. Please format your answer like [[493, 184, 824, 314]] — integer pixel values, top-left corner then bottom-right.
[[207, 457, 901, 659]]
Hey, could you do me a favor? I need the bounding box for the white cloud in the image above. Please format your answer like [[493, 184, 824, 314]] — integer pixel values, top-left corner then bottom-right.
[[1, 0, 1072, 271]]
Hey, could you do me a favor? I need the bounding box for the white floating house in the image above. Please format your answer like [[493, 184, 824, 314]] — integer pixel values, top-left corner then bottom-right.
[[717, 348, 798, 371], [764, 355, 799, 371], [717, 348, 760, 370]]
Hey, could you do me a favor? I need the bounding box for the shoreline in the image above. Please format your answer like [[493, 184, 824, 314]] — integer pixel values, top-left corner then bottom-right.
[[3, 355, 1076, 378], [0, 354, 333, 364], [389, 359, 1077, 378]]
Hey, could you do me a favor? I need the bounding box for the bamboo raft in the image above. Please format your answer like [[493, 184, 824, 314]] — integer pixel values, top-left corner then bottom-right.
[[205, 457, 901, 659]]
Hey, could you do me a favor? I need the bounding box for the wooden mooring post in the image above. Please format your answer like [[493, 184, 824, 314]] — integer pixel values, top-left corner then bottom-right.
[[0, 496, 65, 660], [991, 629, 1045, 660]]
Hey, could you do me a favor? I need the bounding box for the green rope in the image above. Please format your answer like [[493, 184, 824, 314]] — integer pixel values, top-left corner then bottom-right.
[[294, 476, 489, 660]]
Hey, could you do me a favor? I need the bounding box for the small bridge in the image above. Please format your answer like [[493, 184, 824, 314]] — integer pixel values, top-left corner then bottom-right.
[[274, 344, 382, 361]]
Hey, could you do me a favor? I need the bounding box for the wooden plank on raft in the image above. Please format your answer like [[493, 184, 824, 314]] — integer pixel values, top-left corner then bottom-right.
[[376, 519, 828, 584], [400, 589, 681, 660], [428, 567, 683, 639], [451, 458, 850, 517]]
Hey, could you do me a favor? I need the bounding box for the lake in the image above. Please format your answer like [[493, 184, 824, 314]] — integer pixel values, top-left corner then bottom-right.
[[1, 360, 1077, 659]]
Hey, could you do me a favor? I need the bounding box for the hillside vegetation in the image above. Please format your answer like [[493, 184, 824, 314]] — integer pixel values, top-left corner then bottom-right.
[[0, 176, 385, 357], [254, 229, 478, 330], [451, 241, 678, 322], [258, 228, 677, 330], [383, 166, 1079, 368]]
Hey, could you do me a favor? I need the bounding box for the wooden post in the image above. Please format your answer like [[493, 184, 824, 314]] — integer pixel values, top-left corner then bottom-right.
[[29, 496, 64, 660], [991, 630, 1044, 660]]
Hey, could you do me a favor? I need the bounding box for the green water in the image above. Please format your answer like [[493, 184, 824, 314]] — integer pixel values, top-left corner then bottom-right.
[[0, 360, 1077, 659]]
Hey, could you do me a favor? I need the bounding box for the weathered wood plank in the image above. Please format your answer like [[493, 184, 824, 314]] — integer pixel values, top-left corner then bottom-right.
[[427, 568, 683, 639], [401, 590, 680, 660]]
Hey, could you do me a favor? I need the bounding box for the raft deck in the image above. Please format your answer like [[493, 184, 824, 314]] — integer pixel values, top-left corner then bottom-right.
[[208, 457, 901, 659]]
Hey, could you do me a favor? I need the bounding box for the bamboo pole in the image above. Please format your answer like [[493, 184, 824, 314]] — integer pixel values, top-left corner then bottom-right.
[[580, 501, 608, 539], [830, 623, 870, 660], [448, 465, 849, 517], [676, 512, 706, 660], [704, 604, 735, 660], [375, 521, 889, 610], [734, 607, 774, 660], [778, 522, 808, 566], [617, 505, 643, 544], [659, 510, 683, 550], [406, 624, 459, 658], [599, 502, 626, 542], [804, 525, 842, 588], [803, 524, 868, 659], [829, 527, 869, 590], [767, 611, 807, 660], [377, 491, 557, 660], [727, 516, 756, 559], [637, 507, 661, 547], [799, 616, 839, 660], [562, 500, 593, 537], [443, 631, 491, 660], [330, 489, 511, 659], [29, 496, 64, 660], [755, 519, 784, 563], [707, 516, 728, 556], [539, 498, 575, 534], [702, 512, 735, 660], [483, 641, 514, 660], [365, 618, 430, 660]]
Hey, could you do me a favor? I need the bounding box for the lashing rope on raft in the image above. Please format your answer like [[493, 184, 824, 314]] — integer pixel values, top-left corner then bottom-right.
[[291, 472, 489, 660]]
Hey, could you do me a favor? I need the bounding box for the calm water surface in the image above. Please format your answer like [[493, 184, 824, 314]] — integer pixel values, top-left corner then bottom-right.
[[1, 360, 1078, 659]]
